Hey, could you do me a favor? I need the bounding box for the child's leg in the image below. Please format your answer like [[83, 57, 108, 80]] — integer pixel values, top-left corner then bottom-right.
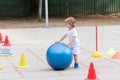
[[73, 54, 78, 63], [72, 48, 79, 63], [73, 54, 79, 68], [71, 46, 80, 68]]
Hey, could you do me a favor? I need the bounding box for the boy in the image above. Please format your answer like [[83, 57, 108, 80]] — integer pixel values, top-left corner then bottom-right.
[[57, 17, 80, 68]]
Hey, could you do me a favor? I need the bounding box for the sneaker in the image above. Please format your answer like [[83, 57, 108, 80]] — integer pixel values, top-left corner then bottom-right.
[[74, 63, 79, 68]]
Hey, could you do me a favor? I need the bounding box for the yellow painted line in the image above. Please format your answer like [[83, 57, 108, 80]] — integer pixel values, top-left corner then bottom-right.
[[0, 56, 15, 60]]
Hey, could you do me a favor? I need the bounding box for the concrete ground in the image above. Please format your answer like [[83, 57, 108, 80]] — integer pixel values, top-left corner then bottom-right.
[[0, 25, 120, 80]]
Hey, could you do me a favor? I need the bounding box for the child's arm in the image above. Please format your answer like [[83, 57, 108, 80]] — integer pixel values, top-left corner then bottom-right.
[[56, 35, 67, 43], [59, 35, 67, 42], [66, 36, 76, 46]]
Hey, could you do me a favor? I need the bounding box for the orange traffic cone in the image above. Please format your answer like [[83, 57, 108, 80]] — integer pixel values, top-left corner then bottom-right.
[[0, 33, 4, 43], [85, 62, 99, 80], [112, 52, 120, 59], [3, 35, 11, 46]]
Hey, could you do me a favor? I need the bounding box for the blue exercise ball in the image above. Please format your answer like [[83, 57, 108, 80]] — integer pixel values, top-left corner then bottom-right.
[[46, 42, 73, 70]]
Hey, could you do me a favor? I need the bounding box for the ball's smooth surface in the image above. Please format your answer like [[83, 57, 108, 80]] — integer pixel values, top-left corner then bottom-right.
[[46, 43, 73, 70]]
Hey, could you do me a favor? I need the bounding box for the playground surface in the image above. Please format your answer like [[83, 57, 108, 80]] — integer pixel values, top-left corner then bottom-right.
[[0, 25, 120, 80]]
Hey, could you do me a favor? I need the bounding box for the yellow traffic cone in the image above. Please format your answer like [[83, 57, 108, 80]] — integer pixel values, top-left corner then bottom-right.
[[106, 48, 116, 56], [0, 66, 3, 70], [92, 51, 102, 58], [17, 52, 28, 68]]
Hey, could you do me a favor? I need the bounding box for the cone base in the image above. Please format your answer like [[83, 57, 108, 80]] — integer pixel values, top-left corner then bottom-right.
[[112, 52, 120, 59], [0, 53, 12, 56], [85, 78, 99, 80], [106, 48, 116, 56], [92, 51, 102, 58], [3, 44, 11, 46], [0, 41, 4, 43], [17, 65, 28, 68]]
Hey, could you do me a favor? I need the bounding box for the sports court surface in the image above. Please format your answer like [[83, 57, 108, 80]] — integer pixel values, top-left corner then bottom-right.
[[0, 25, 120, 80]]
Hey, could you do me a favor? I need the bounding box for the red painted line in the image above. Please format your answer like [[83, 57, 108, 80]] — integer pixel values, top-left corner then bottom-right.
[[78, 62, 88, 67], [7, 58, 24, 78], [27, 49, 45, 63], [102, 57, 120, 66], [80, 47, 102, 74], [78, 61, 102, 74], [5, 72, 87, 80], [80, 47, 91, 53], [81, 47, 120, 66], [25, 74, 84, 78], [27, 49, 64, 76], [56, 71, 64, 76]]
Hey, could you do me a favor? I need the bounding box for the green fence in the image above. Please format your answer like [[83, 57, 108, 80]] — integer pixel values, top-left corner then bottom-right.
[[0, 0, 30, 17], [42, 0, 120, 16], [0, 0, 120, 17]]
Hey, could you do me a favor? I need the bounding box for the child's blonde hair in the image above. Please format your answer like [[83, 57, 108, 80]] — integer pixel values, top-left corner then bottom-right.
[[64, 17, 76, 28]]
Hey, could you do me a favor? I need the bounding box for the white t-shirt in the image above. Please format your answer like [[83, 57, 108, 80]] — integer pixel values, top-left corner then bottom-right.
[[65, 28, 80, 48]]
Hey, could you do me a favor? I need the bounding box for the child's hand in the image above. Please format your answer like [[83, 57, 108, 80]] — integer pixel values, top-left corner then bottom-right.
[[66, 43, 70, 46], [55, 41, 60, 43]]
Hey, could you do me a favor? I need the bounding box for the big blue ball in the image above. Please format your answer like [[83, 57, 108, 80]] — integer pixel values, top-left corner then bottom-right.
[[46, 43, 73, 70]]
